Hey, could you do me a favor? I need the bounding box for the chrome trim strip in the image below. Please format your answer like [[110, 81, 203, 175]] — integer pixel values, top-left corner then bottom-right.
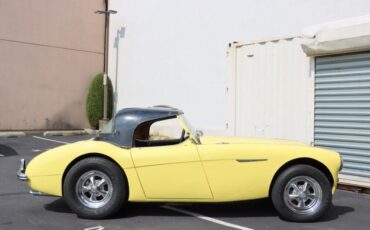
[[17, 159, 28, 181], [17, 173, 28, 181], [236, 159, 268, 163], [29, 190, 57, 197], [29, 190, 43, 196]]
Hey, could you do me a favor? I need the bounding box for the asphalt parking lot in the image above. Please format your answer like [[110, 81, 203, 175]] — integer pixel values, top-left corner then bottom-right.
[[1, 134, 370, 230]]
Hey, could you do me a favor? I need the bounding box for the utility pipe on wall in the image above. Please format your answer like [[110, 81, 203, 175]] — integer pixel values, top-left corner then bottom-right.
[[95, 0, 117, 121]]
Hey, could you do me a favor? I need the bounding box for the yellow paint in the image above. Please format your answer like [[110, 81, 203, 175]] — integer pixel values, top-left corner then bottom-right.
[[197, 138, 340, 201], [131, 139, 212, 199], [27, 175, 61, 196], [25, 140, 136, 197], [25, 135, 341, 202]]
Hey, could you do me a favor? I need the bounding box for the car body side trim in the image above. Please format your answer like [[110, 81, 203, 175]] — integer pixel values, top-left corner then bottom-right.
[[236, 159, 268, 163], [29, 190, 57, 197]]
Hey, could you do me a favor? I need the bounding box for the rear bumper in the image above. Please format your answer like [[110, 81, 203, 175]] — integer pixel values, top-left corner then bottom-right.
[[17, 159, 28, 181]]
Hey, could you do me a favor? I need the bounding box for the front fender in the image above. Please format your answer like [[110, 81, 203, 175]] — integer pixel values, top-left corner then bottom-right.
[[25, 140, 135, 196]]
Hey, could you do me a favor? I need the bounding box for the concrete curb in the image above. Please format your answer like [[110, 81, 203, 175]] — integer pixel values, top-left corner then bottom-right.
[[338, 183, 370, 194], [43, 130, 87, 136], [84, 129, 99, 135], [42, 129, 99, 136], [0, 132, 26, 138]]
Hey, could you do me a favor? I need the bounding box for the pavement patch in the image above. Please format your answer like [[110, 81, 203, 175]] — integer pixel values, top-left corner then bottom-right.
[[0, 144, 18, 157]]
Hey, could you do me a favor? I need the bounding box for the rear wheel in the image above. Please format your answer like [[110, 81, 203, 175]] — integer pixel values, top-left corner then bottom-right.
[[63, 157, 127, 219], [271, 164, 332, 222]]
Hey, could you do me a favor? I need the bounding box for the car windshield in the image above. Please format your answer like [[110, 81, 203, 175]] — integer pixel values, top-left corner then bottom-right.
[[101, 120, 113, 134], [178, 114, 200, 144]]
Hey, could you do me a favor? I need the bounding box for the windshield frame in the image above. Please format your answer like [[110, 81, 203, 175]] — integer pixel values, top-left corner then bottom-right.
[[100, 119, 114, 134], [177, 114, 201, 144]]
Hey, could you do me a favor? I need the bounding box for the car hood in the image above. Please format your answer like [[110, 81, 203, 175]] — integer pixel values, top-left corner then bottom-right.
[[200, 136, 307, 146]]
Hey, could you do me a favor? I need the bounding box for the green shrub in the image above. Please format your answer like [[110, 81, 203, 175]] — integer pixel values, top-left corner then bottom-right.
[[86, 73, 113, 129]]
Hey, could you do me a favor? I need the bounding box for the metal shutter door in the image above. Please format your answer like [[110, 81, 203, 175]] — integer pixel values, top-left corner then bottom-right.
[[315, 52, 370, 179]]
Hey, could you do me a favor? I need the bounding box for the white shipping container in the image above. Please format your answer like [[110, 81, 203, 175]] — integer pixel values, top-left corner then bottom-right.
[[227, 37, 314, 144]]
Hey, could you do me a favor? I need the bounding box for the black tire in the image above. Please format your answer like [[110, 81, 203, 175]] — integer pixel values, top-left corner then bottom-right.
[[271, 164, 332, 222], [63, 157, 127, 219]]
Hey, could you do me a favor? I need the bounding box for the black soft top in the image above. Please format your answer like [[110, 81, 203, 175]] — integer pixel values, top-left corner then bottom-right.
[[99, 106, 183, 147]]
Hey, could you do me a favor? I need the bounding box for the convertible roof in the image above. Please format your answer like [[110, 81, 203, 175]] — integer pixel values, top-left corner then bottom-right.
[[99, 106, 183, 147], [115, 106, 182, 122]]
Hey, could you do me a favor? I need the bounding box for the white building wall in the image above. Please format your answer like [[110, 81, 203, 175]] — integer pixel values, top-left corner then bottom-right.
[[108, 0, 370, 135]]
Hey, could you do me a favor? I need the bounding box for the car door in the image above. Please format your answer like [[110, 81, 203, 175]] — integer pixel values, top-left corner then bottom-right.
[[131, 140, 213, 199], [197, 143, 270, 201]]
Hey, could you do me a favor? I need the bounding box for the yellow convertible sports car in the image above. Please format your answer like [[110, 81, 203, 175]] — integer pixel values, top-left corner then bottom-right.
[[18, 106, 342, 222]]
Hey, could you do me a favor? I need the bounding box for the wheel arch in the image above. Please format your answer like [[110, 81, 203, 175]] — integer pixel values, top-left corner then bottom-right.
[[268, 157, 334, 197], [61, 153, 129, 199]]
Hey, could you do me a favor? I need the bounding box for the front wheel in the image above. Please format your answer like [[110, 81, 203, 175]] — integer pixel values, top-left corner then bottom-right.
[[271, 164, 332, 222], [63, 157, 127, 219]]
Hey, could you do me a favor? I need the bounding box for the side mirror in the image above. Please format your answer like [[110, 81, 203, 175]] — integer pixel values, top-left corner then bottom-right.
[[196, 130, 204, 137]]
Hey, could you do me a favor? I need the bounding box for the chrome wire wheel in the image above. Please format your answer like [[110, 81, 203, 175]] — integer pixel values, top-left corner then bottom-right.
[[75, 170, 113, 209], [283, 176, 323, 215]]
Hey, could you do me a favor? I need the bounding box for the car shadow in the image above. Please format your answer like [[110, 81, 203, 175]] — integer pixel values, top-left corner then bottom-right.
[[44, 197, 354, 222], [0, 144, 18, 157]]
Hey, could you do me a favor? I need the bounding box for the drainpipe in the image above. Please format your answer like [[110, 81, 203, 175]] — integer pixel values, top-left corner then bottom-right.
[[95, 0, 117, 121]]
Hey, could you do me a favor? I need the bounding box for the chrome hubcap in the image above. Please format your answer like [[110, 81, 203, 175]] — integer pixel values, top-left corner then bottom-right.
[[76, 170, 113, 209], [283, 176, 322, 214]]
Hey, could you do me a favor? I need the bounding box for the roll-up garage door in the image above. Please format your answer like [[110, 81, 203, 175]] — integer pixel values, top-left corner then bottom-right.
[[315, 52, 370, 179]]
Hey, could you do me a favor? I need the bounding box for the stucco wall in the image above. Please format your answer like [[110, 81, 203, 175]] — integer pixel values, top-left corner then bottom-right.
[[108, 0, 370, 135], [0, 0, 105, 130]]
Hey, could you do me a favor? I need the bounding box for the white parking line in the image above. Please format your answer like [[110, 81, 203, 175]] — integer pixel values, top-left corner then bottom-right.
[[32, 136, 69, 144], [0, 154, 4, 157], [32, 149, 41, 152], [84, 226, 104, 230], [162, 205, 254, 230]]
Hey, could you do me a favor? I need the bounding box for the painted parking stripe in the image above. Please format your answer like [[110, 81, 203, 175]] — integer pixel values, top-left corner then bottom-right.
[[162, 205, 254, 230], [0, 154, 4, 157], [32, 136, 69, 144], [32, 149, 41, 152], [84, 226, 104, 230]]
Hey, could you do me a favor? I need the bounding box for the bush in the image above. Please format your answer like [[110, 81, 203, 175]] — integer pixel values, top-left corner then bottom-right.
[[86, 73, 113, 129]]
